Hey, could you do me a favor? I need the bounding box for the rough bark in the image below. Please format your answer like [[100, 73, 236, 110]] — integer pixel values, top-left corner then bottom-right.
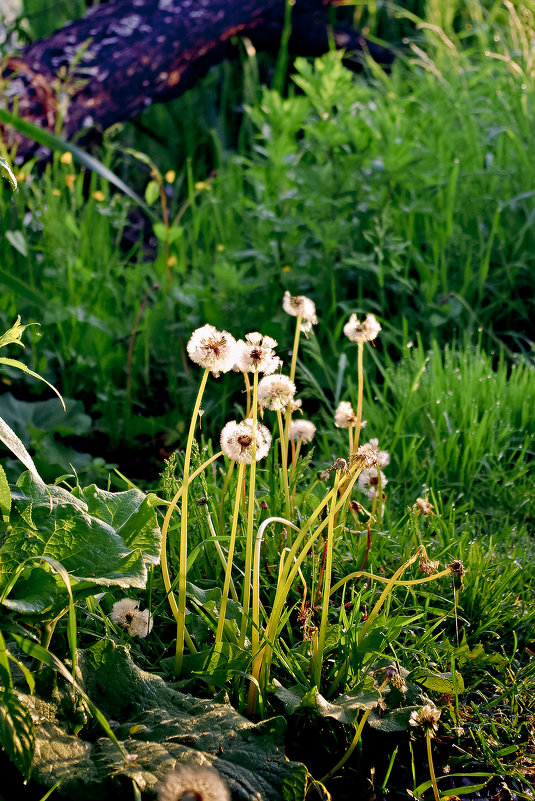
[[1, 0, 395, 160]]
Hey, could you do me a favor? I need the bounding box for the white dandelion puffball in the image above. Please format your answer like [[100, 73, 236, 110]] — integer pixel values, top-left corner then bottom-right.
[[156, 765, 230, 801], [343, 313, 382, 344], [282, 291, 318, 333], [257, 374, 296, 411], [110, 598, 153, 638], [289, 419, 316, 443], [187, 324, 237, 376], [235, 332, 282, 374], [358, 466, 388, 499], [220, 419, 272, 464], [334, 401, 367, 429], [364, 438, 390, 467]]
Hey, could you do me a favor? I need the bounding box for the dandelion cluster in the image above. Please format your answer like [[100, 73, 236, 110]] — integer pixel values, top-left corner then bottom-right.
[[110, 598, 153, 638]]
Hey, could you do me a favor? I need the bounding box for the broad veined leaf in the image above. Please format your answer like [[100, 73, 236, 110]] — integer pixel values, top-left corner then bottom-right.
[[0, 417, 43, 484], [23, 640, 308, 800], [0, 688, 35, 779], [0, 472, 161, 591], [409, 666, 465, 695]]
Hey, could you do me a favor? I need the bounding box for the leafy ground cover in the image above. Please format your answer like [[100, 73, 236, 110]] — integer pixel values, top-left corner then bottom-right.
[[0, 1, 534, 799]]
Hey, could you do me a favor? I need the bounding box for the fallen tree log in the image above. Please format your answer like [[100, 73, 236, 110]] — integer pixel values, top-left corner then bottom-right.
[[1, 0, 395, 161]]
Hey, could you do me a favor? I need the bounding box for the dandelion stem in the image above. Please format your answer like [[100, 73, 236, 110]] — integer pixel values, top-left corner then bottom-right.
[[240, 371, 259, 646], [277, 408, 292, 525], [289, 315, 302, 385], [426, 730, 441, 801], [244, 371, 252, 418], [280, 314, 302, 512], [175, 367, 210, 675], [353, 342, 364, 454], [160, 450, 222, 651], [314, 468, 341, 688], [216, 461, 245, 643], [218, 460, 235, 542]]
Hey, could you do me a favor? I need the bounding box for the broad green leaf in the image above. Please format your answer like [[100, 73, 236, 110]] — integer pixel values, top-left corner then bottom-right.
[[299, 686, 380, 726], [5, 230, 28, 257], [0, 472, 161, 591], [179, 642, 250, 688], [368, 706, 421, 733], [1, 566, 57, 614], [145, 179, 160, 206], [25, 640, 307, 801], [0, 268, 46, 307], [0, 688, 35, 779], [0, 394, 91, 445], [0, 155, 17, 190], [409, 667, 465, 695], [0, 416, 43, 483], [0, 357, 65, 410]]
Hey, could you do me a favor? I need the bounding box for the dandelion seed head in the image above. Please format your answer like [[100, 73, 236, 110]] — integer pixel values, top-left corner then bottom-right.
[[282, 291, 318, 333], [110, 598, 153, 638], [156, 765, 230, 801], [343, 313, 382, 344], [235, 332, 282, 374], [220, 419, 272, 464], [414, 497, 434, 516], [187, 325, 237, 376], [357, 466, 388, 499], [363, 438, 390, 467], [257, 374, 296, 411], [289, 419, 316, 443], [409, 704, 441, 737]]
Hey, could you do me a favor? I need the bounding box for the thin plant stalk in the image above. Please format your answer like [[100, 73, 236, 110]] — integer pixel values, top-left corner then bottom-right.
[[216, 461, 246, 644], [204, 504, 238, 603], [277, 408, 292, 525], [320, 707, 372, 783], [353, 342, 364, 455], [426, 731, 442, 801], [281, 314, 302, 501], [175, 367, 210, 675], [160, 450, 222, 652], [240, 370, 259, 646], [314, 468, 341, 688], [218, 460, 235, 540], [243, 371, 252, 417]]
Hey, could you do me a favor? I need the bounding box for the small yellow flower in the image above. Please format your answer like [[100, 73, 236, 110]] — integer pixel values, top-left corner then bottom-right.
[[195, 180, 210, 191], [282, 265, 291, 273], [216, 244, 225, 252], [60, 151, 73, 164], [166, 255, 177, 267], [92, 190, 106, 202], [65, 174, 76, 190], [52, 188, 61, 196], [165, 169, 176, 183]]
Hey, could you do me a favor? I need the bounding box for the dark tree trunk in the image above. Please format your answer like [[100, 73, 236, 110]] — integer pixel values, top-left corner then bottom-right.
[[1, 0, 395, 161]]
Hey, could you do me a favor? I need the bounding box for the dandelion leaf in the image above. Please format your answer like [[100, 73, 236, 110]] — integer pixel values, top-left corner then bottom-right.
[[0, 688, 35, 779], [25, 641, 308, 800]]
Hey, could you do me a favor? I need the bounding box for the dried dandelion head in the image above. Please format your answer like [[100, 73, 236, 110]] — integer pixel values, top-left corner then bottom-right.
[[257, 374, 296, 412], [187, 325, 237, 377], [289, 419, 316, 443], [220, 419, 272, 464], [384, 664, 408, 694], [409, 704, 441, 738], [363, 438, 390, 467], [235, 332, 282, 374], [357, 466, 388, 499], [289, 397, 302, 413], [419, 556, 440, 576], [334, 401, 366, 430], [282, 291, 318, 334], [413, 497, 434, 516], [110, 598, 153, 638], [156, 765, 230, 801], [354, 442, 379, 468], [343, 313, 382, 344]]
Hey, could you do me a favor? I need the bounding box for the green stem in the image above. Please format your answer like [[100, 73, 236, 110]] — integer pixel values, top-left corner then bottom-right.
[[160, 451, 222, 633], [314, 469, 341, 688], [216, 461, 246, 643], [320, 708, 372, 783], [240, 371, 259, 646], [175, 367, 210, 676], [277, 408, 292, 525], [281, 314, 302, 508], [426, 731, 441, 801], [354, 342, 364, 453], [218, 460, 235, 541]]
